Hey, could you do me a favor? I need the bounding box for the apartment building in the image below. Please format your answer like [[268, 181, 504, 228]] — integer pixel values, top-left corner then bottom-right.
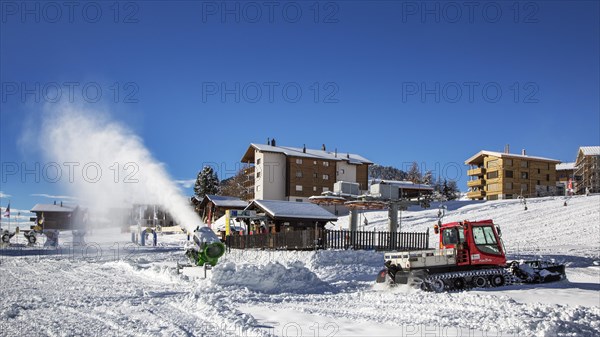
[[574, 146, 600, 194], [240, 140, 372, 202], [555, 162, 575, 196], [465, 149, 560, 200]]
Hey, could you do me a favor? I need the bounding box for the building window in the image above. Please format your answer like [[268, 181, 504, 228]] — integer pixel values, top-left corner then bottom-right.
[[537, 169, 541, 174], [323, 174, 329, 180], [296, 185, 303, 191], [505, 159, 513, 166], [256, 185, 261, 191], [487, 183, 499, 192], [257, 171, 261, 178], [256, 158, 261, 165], [546, 174, 550, 181], [505, 194, 513, 199], [537, 180, 541, 185], [323, 187, 329, 192], [505, 170, 513, 178], [313, 186, 317, 192], [296, 171, 303, 178], [521, 184, 528, 192], [339, 169, 345, 175], [296, 158, 303, 164], [521, 172, 529, 179], [521, 161, 528, 168], [313, 173, 318, 178], [296, 199, 303, 202], [487, 171, 498, 179], [323, 161, 329, 167], [487, 160, 498, 169], [505, 182, 513, 190]]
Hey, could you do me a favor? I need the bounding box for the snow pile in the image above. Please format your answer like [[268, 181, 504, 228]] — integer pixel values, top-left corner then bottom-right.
[[221, 249, 383, 289], [211, 261, 334, 294]]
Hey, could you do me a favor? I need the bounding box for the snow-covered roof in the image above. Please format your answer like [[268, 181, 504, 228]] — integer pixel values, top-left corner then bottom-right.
[[370, 179, 434, 191], [30, 204, 77, 213], [247, 200, 337, 221], [465, 150, 560, 165], [204, 195, 248, 208], [556, 162, 575, 171], [241, 143, 373, 165], [579, 146, 600, 156]]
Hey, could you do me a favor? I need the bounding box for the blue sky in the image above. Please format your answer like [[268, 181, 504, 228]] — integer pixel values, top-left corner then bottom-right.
[[1, 1, 599, 217]]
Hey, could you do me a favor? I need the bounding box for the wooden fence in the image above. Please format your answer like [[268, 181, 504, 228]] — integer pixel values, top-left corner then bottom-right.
[[225, 229, 429, 251]]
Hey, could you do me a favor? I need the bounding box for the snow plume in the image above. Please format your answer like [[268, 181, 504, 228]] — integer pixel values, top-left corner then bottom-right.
[[32, 104, 202, 233]]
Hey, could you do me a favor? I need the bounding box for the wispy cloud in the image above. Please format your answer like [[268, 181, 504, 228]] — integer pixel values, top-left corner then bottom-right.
[[31, 193, 79, 200], [0, 191, 11, 198], [175, 179, 195, 189]]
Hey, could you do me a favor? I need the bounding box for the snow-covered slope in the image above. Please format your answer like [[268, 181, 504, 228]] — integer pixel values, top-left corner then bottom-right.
[[335, 194, 600, 259], [1, 195, 598, 336]]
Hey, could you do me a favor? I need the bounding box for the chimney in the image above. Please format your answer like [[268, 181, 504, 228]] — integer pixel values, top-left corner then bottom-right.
[[521, 149, 526, 156], [60, 201, 63, 207], [505, 144, 510, 154], [303, 144, 306, 153], [335, 148, 337, 157], [271, 138, 276, 146], [347, 153, 350, 159], [321, 144, 326, 151], [54, 200, 56, 205], [267, 137, 270, 145]]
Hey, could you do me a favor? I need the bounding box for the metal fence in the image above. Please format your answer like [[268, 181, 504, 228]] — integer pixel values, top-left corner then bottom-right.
[[225, 229, 429, 251], [324, 229, 429, 251]]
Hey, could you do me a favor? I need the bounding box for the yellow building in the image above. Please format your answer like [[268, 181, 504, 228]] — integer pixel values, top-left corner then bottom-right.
[[465, 149, 560, 200]]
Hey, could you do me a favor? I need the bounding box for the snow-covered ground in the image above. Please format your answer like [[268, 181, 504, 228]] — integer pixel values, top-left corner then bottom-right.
[[1, 195, 598, 336]]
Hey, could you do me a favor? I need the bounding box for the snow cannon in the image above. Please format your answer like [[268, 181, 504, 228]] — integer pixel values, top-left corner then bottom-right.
[[185, 226, 225, 267]]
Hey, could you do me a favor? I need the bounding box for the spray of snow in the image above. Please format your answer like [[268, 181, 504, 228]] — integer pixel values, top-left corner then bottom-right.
[[33, 105, 201, 233]]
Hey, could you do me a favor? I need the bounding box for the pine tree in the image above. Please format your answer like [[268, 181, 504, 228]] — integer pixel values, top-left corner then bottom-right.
[[194, 166, 220, 199], [407, 162, 422, 184], [442, 179, 450, 198], [446, 180, 460, 200], [422, 170, 433, 185]]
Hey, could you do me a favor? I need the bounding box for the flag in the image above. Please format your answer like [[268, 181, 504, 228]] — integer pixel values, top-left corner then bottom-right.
[[3, 203, 9, 218]]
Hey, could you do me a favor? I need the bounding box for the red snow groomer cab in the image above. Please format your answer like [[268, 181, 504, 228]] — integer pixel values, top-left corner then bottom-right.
[[437, 219, 507, 267], [376, 219, 566, 292]]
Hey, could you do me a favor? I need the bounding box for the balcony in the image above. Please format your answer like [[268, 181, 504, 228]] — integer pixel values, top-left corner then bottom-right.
[[243, 179, 255, 188], [467, 167, 486, 176], [467, 179, 485, 187], [467, 191, 486, 199], [243, 165, 255, 176]]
